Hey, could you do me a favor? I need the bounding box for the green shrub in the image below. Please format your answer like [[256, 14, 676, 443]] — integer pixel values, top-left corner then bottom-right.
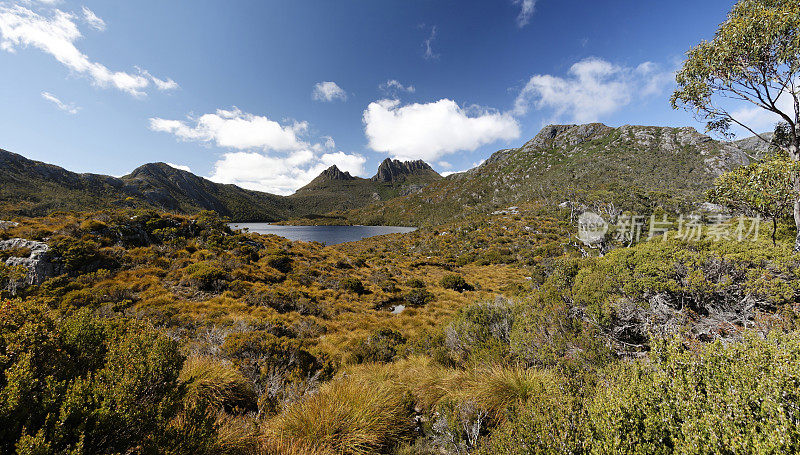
[[265, 253, 292, 273], [404, 289, 435, 307], [480, 378, 584, 455], [588, 333, 800, 454], [406, 278, 425, 288], [353, 329, 407, 363], [184, 261, 229, 291], [339, 277, 367, 295], [50, 238, 114, 274], [0, 301, 220, 453], [222, 331, 318, 381], [445, 299, 513, 363], [440, 274, 473, 292]]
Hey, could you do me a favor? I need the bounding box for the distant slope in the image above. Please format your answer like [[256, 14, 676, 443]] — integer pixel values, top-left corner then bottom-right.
[[121, 163, 291, 221], [286, 159, 441, 215], [0, 149, 292, 221], [339, 124, 753, 226], [0, 148, 441, 222], [0, 148, 135, 215], [732, 132, 774, 158]]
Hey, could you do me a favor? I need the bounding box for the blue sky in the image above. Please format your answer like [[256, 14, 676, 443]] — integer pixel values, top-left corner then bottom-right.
[[0, 0, 763, 194]]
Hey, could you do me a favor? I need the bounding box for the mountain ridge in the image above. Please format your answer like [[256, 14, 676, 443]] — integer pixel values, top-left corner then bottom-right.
[[0, 149, 441, 222], [338, 123, 761, 226]]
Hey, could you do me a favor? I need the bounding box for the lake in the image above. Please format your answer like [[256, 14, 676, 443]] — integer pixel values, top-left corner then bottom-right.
[[228, 223, 417, 245]]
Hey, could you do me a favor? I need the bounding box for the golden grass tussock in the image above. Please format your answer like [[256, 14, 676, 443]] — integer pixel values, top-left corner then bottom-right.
[[457, 365, 562, 422], [262, 374, 414, 455], [180, 356, 258, 414], [214, 413, 262, 455], [343, 357, 562, 424]]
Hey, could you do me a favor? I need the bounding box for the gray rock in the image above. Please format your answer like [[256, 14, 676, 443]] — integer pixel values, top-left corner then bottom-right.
[[0, 220, 18, 230], [1, 238, 62, 291]]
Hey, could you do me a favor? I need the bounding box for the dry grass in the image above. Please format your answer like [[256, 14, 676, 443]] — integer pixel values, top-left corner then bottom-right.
[[344, 357, 562, 423], [180, 356, 258, 414], [458, 365, 561, 422], [262, 374, 414, 455]]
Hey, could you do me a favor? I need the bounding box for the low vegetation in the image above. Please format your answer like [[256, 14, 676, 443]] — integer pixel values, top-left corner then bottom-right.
[[0, 203, 799, 453]]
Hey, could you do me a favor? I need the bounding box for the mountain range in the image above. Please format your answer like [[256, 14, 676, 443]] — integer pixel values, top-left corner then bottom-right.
[[338, 123, 761, 226], [0, 149, 441, 222], [0, 123, 771, 225]]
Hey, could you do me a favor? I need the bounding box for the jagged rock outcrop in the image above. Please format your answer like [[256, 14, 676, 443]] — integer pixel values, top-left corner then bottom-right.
[[371, 159, 437, 183], [1, 238, 62, 292], [0, 220, 18, 229], [316, 165, 355, 182]]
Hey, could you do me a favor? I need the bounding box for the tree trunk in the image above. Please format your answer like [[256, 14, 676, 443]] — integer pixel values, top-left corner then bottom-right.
[[792, 143, 800, 251], [773, 217, 778, 246]]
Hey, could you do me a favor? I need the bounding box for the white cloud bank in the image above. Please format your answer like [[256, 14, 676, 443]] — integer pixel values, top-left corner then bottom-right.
[[150, 108, 309, 151], [363, 98, 520, 162], [41, 91, 78, 114], [312, 81, 347, 102], [0, 4, 177, 96], [150, 108, 365, 195], [513, 57, 673, 123]]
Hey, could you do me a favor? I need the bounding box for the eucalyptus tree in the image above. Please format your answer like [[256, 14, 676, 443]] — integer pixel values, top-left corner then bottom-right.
[[708, 152, 797, 245], [671, 0, 800, 249]]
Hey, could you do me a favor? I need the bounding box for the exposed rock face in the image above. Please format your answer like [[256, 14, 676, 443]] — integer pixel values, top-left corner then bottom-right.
[[1, 238, 62, 292], [732, 133, 774, 158], [0, 221, 19, 230], [371, 159, 436, 183], [318, 165, 355, 181]]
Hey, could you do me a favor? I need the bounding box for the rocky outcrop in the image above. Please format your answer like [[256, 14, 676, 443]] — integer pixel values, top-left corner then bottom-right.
[[371, 159, 437, 183], [0, 221, 18, 230], [318, 165, 355, 181], [1, 238, 62, 292], [733, 133, 774, 158]]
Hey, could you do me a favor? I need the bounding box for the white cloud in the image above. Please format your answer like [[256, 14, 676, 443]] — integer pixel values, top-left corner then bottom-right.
[[379, 79, 415, 96], [363, 98, 520, 162], [137, 68, 179, 91], [81, 6, 104, 31], [165, 162, 191, 172], [312, 81, 347, 102], [41, 91, 78, 114], [512, 0, 537, 27], [513, 57, 673, 122], [730, 99, 793, 137], [209, 150, 366, 195], [0, 4, 175, 96], [149, 108, 309, 151], [151, 107, 365, 194], [440, 159, 485, 177], [423, 25, 438, 60]]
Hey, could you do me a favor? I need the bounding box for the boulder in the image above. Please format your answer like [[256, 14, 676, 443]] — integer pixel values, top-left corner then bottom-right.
[[1, 238, 62, 291]]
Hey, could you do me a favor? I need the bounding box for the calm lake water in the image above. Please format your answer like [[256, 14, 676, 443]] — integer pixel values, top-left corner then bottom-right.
[[228, 223, 417, 245]]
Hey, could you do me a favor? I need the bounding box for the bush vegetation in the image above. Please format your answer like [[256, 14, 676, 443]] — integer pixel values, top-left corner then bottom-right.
[[1, 200, 800, 452]]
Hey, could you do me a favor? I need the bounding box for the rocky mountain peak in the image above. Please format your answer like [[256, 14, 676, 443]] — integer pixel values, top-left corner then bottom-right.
[[522, 123, 613, 151], [371, 158, 436, 182], [319, 165, 355, 181]]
